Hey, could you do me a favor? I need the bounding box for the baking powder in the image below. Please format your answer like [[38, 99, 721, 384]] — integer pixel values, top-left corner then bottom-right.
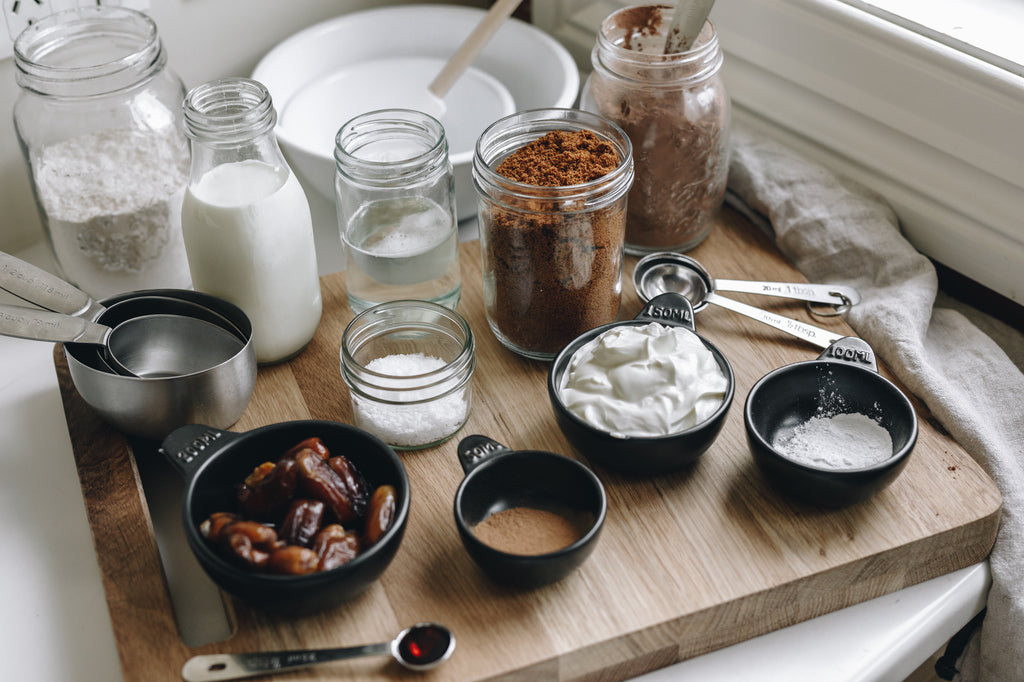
[[773, 412, 893, 469]]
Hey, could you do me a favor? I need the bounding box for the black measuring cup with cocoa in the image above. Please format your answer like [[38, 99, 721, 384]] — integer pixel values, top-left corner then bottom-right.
[[744, 337, 918, 507], [453, 435, 606, 588]]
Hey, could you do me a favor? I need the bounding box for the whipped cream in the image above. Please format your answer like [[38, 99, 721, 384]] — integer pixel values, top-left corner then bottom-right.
[[558, 322, 729, 437]]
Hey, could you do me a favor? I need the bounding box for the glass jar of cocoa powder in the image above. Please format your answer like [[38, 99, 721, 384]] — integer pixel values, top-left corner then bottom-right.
[[580, 4, 730, 255], [472, 109, 634, 361]]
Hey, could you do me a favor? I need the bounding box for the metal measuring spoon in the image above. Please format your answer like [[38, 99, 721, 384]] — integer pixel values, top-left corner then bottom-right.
[[633, 252, 860, 315], [633, 256, 845, 350], [181, 623, 455, 681], [0, 304, 244, 377]]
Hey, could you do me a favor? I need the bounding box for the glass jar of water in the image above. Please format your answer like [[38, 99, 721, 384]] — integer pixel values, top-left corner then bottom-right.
[[334, 109, 461, 313]]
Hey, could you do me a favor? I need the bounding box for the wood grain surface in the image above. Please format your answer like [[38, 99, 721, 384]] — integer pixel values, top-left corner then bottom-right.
[[54, 208, 1001, 682]]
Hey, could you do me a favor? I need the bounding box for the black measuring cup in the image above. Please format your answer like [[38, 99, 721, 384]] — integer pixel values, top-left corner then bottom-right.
[[453, 435, 606, 588], [744, 337, 918, 507], [548, 293, 735, 474]]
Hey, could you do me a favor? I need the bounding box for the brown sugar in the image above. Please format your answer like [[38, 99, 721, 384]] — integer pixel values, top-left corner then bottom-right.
[[495, 130, 620, 186], [482, 129, 628, 356]]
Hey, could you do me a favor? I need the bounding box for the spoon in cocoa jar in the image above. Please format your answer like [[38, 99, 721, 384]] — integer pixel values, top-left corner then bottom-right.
[[181, 622, 455, 680]]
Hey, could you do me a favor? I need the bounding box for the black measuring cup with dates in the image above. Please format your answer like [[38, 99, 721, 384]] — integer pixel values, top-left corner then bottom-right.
[[745, 337, 918, 506]]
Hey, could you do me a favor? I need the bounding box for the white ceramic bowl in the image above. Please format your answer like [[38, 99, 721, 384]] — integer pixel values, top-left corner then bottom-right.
[[253, 4, 580, 221]]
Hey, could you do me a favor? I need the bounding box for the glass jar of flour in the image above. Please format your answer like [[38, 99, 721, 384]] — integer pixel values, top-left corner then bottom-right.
[[334, 109, 461, 314], [12, 6, 192, 298], [181, 77, 322, 364]]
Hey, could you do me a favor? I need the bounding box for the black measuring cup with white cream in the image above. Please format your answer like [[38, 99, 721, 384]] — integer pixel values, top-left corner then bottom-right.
[[548, 293, 735, 475], [744, 336, 918, 507]]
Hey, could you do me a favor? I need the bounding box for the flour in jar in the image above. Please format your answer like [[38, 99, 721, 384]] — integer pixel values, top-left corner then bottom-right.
[[773, 412, 893, 469], [31, 127, 192, 298]]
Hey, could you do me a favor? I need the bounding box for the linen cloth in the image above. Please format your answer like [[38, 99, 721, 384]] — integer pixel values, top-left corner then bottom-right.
[[726, 123, 1024, 682]]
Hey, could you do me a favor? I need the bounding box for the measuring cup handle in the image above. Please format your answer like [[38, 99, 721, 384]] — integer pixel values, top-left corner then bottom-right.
[[0, 251, 104, 318], [182, 643, 390, 682], [635, 293, 697, 331], [713, 278, 860, 307], [706, 293, 843, 349], [456, 435, 513, 474], [816, 336, 878, 372], [158, 425, 237, 479], [0, 303, 109, 345]]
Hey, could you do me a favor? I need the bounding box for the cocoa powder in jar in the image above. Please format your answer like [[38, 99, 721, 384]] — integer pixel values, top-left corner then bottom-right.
[[583, 6, 730, 254], [483, 130, 627, 356]]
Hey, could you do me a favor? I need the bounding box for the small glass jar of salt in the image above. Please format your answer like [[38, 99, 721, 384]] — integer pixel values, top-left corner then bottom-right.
[[341, 300, 475, 450], [334, 109, 461, 314]]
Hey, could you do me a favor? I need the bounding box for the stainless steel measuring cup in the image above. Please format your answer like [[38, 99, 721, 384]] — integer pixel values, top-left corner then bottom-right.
[[633, 252, 860, 316]]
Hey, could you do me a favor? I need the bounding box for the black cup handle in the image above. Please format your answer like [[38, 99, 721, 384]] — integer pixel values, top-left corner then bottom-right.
[[816, 336, 878, 372], [634, 293, 697, 332], [158, 424, 238, 479], [457, 435, 513, 475]]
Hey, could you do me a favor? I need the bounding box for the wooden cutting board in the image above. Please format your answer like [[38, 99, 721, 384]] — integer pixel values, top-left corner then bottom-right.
[[55, 208, 1001, 682]]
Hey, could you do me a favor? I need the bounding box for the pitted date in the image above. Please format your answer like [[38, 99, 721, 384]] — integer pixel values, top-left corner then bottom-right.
[[237, 457, 298, 519], [280, 498, 325, 548], [327, 455, 369, 518], [363, 485, 397, 546], [267, 545, 320, 575], [295, 449, 359, 524], [284, 437, 330, 461], [314, 524, 360, 571]]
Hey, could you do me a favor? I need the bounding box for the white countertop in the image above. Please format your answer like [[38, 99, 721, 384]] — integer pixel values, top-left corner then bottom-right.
[[0, 238, 990, 682]]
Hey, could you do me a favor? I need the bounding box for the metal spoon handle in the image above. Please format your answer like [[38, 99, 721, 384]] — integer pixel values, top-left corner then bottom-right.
[[713, 278, 860, 307], [706, 292, 843, 349], [182, 642, 391, 682], [0, 251, 105, 318], [0, 303, 110, 345]]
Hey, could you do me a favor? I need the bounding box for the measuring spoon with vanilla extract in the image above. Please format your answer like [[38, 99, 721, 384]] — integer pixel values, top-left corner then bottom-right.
[[181, 622, 455, 680]]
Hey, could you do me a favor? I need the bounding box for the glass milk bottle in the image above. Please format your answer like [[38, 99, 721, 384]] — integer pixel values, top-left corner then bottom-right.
[[181, 77, 322, 364], [12, 6, 192, 299], [334, 109, 460, 314]]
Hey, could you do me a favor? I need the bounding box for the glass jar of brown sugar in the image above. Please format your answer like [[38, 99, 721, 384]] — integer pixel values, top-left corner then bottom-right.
[[580, 4, 730, 255], [472, 109, 634, 361]]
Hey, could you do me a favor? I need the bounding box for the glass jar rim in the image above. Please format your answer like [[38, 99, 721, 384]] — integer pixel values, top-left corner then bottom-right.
[[592, 9, 722, 85], [183, 77, 277, 143], [341, 300, 475, 404], [13, 6, 164, 97], [334, 108, 448, 181], [472, 107, 634, 205]]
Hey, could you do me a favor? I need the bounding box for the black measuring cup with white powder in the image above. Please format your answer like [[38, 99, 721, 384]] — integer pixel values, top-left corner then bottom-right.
[[744, 336, 918, 507]]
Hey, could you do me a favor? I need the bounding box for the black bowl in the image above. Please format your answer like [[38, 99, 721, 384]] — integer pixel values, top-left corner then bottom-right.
[[159, 420, 410, 613], [744, 337, 918, 507], [454, 435, 606, 588], [548, 293, 735, 475]]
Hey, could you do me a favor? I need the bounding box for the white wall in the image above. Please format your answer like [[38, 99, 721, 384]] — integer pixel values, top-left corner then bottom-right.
[[0, 0, 484, 254]]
